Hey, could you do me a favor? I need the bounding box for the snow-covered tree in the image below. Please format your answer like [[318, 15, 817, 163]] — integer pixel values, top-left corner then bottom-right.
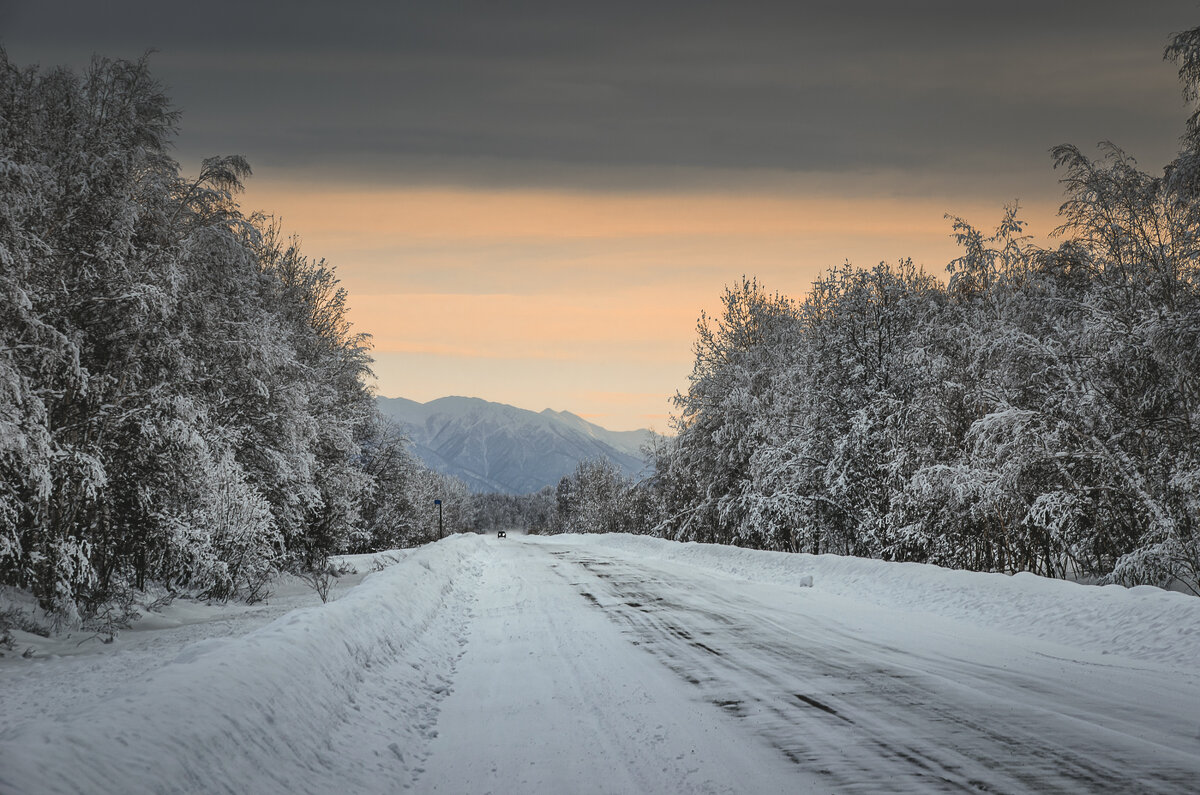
[[0, 51, 464, 623], [646, 24, 1200, 596]]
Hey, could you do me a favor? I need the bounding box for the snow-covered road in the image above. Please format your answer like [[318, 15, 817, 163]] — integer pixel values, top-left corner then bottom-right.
[[512, 539, 1200, 793], [417, 539, 804, 794], [3, 533, 1199, 794]]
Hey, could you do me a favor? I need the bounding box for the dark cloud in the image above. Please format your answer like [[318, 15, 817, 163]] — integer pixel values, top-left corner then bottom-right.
[[2, 1, 1196, 192]]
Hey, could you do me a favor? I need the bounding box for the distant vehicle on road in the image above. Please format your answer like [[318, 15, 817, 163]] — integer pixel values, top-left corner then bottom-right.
[[497, 530, 507, 538]]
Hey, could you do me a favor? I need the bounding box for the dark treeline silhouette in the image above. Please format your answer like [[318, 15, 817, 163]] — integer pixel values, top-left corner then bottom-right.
[[0, 53, 469, 628], [463, 459, 660, 537]]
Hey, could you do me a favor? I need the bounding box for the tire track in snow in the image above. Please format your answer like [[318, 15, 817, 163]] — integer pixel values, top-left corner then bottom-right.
[[416, 539, 810, 794], [551, 548, 1200, 794]]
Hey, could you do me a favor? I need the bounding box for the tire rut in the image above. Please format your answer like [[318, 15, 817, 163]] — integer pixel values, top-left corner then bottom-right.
[[553, 550, 1199, 794]]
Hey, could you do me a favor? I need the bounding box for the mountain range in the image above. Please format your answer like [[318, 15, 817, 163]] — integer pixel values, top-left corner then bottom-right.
[[376, 396, 655, 494]]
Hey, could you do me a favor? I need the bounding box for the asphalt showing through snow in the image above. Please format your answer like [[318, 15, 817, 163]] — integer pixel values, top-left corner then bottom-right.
[[420, 536, 1200, 794]]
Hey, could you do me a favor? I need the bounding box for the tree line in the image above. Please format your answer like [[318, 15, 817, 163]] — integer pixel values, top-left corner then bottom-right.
[[6, 22, 1199, 628], [541, 26, 1200, 596], [0, 53, 470, 627]]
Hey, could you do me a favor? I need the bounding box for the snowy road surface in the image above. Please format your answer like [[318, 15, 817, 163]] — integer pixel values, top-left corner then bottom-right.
[[3, 534, 1200, 793]]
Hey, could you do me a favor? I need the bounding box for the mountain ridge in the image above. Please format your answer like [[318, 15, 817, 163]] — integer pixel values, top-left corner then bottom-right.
[[376, 395, 655, 494]]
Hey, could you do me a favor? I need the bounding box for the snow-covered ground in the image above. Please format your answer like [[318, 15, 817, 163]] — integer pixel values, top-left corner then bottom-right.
[[0, 549, 411, 727], [3, 533, 1199, 793]]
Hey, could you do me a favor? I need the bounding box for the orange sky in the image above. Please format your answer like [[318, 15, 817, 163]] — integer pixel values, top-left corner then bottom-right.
[[7, 1, 1189, 433], [242, 180, 1062, 431]]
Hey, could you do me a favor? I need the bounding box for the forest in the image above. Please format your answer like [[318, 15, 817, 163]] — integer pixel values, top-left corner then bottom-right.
[[4, 22, 1200, 640], [0, 52, 472, 630], [543, 26, 1200, 596]]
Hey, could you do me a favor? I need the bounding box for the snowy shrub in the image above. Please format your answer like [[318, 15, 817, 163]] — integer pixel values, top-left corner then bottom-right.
[[199, 448, 281, 600]]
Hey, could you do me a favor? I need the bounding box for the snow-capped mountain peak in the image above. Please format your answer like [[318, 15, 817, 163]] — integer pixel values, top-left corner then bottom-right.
[[376, 396, 654, 494]]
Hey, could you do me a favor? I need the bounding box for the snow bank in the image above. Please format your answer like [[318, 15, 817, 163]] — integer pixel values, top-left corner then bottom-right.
[[329, 547, 411, 574], [557, 534, 1200, 670], [0, 534, 488, 795]]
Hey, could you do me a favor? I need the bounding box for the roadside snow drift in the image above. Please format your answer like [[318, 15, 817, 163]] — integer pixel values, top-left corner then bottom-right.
[[0, 535, 488, 795]]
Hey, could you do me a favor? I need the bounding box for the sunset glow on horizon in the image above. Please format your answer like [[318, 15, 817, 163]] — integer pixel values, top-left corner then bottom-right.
[[240, 180, 1067, 429], [4, 0, 1193, 430]]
